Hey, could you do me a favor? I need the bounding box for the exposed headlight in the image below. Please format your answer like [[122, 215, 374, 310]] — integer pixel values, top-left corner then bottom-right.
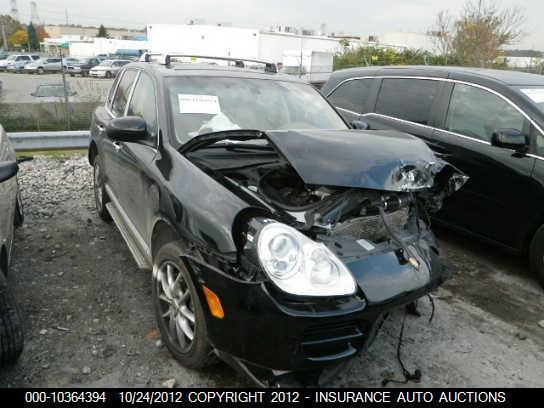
[[257, 221, 356, 297]]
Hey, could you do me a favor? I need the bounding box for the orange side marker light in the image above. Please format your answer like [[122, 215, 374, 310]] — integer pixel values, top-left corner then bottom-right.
[[202, 286, 225, 319]]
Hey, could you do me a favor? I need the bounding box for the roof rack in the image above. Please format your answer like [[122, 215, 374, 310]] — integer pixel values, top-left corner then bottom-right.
[[140, 52, 278, 73]]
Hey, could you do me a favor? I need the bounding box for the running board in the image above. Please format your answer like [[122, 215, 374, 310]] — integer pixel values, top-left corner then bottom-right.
[[105, 202, 151, 270]]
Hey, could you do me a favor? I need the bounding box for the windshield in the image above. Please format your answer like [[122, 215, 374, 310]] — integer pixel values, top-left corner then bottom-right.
[[6, 55, 16, 61], [98, 60, 113, 67], [167, 76, 347, 143], [35, 85, 65, 97], [519, 87, 544, 113]]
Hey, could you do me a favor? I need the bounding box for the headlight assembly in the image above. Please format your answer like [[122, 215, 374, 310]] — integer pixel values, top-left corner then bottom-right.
[[256, 221, 356, 297]]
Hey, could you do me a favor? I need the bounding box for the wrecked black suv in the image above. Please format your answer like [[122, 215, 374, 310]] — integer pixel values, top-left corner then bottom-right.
[[88, 55, 466, 386]]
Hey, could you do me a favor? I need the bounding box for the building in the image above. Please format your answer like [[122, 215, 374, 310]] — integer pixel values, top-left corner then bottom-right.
[[44, 25, 144, 41]]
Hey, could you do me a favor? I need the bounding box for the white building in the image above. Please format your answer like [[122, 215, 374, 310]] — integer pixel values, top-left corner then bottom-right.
[[69, 38, 149, 57]]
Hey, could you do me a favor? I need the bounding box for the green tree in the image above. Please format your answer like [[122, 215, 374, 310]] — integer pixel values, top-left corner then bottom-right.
[[96, 24, 109, 38], [27, 23, 40, 50]]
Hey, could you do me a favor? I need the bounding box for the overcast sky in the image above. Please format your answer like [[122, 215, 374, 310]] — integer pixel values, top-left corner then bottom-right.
[[3, 0, 543, 50]]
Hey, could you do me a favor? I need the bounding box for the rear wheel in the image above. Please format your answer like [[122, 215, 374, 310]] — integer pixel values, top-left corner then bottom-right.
[[529, 225, 544, 288], [152, 242, 214, 369], [105, 71, 112, 79], [37, 67, 44, 74], [93, 155, 111, 221], [0, 271, 24, 366]]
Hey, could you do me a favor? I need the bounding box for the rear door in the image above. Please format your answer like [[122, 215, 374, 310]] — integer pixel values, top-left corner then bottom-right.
[[432, 82, 536, 250], [362, 78, 445, 146]]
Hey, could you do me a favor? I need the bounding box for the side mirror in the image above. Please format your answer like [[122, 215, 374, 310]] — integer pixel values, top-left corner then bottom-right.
[[106, 116, 147, 142], [351, 120, 370, 130], [491, 129, 528, 152], [0, 160, 18, 183]]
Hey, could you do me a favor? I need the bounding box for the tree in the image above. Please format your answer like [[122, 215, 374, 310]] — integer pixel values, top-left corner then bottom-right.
[[0, 14, 22, 49], [36, 25, 50, 42], [431, 0, 525, 67], [96, 24, 109, 38], [27, 23, 40, 50], [8, 29, 28, 48], [429, 10, 454, 59]]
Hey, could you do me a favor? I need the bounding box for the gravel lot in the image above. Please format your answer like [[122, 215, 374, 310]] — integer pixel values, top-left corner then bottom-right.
[[0, 153, 543, 388]]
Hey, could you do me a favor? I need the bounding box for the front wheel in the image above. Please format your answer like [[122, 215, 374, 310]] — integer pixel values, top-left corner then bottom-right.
[[0, 272, 24, 366], [105, 71, 112, 79], [93, 155, 111, 221], [152, 242, 214, 369], [37, 67, 44, 74], [529, 224, 544, 288]]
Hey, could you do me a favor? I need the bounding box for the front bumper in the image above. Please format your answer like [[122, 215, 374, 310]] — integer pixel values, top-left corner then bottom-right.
[[181, 235, 448, 374], [89, 70, 106, 77]]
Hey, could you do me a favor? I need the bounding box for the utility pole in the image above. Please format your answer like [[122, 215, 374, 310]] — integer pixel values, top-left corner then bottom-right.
[[59, 50, 71, 130]]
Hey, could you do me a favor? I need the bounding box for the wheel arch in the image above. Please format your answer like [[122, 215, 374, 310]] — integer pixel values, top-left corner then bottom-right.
[[151, 219, 181, 259]]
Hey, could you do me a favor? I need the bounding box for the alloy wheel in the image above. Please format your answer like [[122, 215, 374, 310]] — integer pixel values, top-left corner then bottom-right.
[[156, 261, 196, 352]]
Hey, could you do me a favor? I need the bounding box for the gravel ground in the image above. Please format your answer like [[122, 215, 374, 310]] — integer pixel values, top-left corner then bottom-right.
[[0, 153, 543, 388]]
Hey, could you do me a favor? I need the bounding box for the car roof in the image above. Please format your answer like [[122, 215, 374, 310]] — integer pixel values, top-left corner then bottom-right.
[[329, 65, 544, 87], [129, 61, 304, 83]]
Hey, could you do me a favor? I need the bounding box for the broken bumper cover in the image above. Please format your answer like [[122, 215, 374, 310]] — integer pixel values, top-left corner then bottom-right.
[[181, 239, 448, 373]]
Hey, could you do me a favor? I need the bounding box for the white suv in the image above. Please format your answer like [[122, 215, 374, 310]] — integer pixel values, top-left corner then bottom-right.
[[5, 54, 40, 72]]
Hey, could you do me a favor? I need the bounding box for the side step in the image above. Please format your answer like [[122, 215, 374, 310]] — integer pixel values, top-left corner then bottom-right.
[[105, 202, 151, 270]]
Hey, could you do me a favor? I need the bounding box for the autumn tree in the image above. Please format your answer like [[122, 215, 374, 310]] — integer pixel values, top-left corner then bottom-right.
[[431, 0, 525, 67], [9, 29, 28, 48], [0, 14, 22, 49]]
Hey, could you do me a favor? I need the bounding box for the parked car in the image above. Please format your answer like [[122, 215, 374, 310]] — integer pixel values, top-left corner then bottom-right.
[[0, 125, 24, 366], [67, 57, 100, 77], [322, 66, 544, 286], [0, 54, 14, 71], [62, 57, 79, 70], [89, 59, 131, 78], [30, 83, 77, 102], [88, 56, 465, 385], [5, 54, 40, 73], [24, 57, 63, 74], [95, 54, 109, 63]]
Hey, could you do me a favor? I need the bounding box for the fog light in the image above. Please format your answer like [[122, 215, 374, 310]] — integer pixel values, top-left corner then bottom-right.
[[202, 286, 225, 319]]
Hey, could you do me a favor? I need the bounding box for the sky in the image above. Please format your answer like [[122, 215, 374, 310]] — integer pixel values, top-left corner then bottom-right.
[[3, 0, 543, 50]]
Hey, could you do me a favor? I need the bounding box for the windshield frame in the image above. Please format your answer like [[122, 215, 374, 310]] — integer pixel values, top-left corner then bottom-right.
[[164, 75, 349, 149]]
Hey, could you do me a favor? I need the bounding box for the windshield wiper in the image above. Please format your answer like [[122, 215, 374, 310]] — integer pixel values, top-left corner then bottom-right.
[[179, 129, 267, 154]]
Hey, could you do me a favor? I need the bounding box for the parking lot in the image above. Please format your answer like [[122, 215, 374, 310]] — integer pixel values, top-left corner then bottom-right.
[[0, 154, 542, 388], [0, 72, 113, 104]]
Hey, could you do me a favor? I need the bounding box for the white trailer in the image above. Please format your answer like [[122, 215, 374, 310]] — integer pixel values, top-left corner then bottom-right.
[[281, 50, 334, 85]]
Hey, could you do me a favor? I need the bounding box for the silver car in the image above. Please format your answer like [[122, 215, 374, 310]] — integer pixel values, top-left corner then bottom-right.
[[24, 57, 63, 74], [89, 59, 131, 78]]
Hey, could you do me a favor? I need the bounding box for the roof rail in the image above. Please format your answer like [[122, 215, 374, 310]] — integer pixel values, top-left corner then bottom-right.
[[140, 52, 278, 73]]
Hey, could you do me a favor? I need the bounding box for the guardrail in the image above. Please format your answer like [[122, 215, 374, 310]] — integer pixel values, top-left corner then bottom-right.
[[7, 130, 90, 151]]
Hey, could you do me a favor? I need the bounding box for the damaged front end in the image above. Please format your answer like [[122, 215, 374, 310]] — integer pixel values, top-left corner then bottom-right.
[[182, 128, 467, 386]]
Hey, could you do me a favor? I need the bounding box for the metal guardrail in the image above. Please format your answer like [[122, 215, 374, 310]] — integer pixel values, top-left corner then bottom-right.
[[7, 130, 90, 151]]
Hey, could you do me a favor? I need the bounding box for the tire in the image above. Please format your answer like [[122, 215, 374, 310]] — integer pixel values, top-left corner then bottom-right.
[[93, 155, 111, 221], [529, 225, 544, 288], [14, 190, 24, 228], [105, 71, 112, 79], [69, 74, 74, 77], [0, 271, 24, 366], [152, 242, 214, 369], [37, 67, 44, 75]]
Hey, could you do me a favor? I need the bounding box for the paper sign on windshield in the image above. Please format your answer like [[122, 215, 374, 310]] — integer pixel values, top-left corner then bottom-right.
[[520, 88, 544, 104], [178, 94, 221, 114]]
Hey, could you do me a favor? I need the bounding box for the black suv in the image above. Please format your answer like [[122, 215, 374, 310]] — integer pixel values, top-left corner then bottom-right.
[[323, 66, 544, 286], [88, 56, 464, 385]]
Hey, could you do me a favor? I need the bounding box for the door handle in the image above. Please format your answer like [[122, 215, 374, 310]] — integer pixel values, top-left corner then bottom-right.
[[112, 141, 122, 151]]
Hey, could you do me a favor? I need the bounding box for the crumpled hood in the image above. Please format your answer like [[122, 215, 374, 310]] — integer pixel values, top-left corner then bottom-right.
[[266, 129, 453, 192]]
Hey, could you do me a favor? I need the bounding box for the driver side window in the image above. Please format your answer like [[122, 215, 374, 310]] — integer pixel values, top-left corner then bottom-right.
[[446, 84, 526, 142], [127, 72, 158, 137]]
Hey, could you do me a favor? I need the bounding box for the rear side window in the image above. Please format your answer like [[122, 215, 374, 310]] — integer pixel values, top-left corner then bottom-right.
[[111, 70, 137, 116], [375, 79, 440, 125], [127, 72, 158, 137], [445, 83, 526, 142], [328, 79, 373, 113]]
